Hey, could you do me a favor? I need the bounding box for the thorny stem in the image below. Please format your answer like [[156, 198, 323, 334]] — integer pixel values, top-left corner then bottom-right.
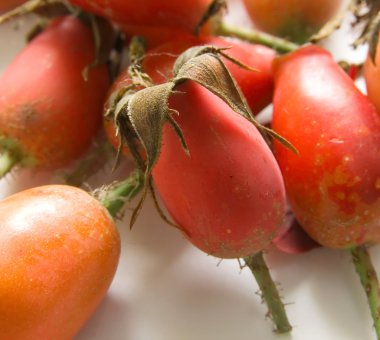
[[215, 21, 299, 54], [244, 251, 292, 333], [351, 245, 380, 340], [0, 150, 18, 179], [100, 169, 144, 218]]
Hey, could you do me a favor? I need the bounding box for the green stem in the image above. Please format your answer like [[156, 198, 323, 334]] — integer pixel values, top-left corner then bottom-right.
[[215, 21, 299, 54], [0, 150, 18, 178], [244, 251, 292, 333], [351, 245, 380, 340], [100, 169, 144, 218]]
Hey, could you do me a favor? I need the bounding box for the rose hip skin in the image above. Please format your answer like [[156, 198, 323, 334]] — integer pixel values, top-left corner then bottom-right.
[[67, 0, 213, 47], [0, 16, 109, 170], [152, 81, 286, 258], [272, 45, 380, 249], [143, 35, 276, 114], [242, 0, 343, 43], [0, 185, 120, 339], [104, 37, 284, 258], [104, 35, 276, 156]]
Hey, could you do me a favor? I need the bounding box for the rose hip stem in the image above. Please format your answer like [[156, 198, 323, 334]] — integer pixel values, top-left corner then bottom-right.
[[102, 38, 293, 332], [100, 167, 292, 332], [244, 252, 292, 333], [215, 21, 299, 54], [99, 169, 144, 218], [351, 246, 380, 339]]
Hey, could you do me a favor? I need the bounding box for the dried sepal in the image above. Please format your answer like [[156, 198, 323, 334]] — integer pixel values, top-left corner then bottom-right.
[[194, 0, 227, 35], [351, 0, 380, 51], [173, 45, 229, 74], [104, 85, 134, 119], [173, 47, 297, 153], [147, 177, 185, 233], [309, 3, 352, 43], [0, 0, 73, 25], [173, 45, 257, 76], [260, 126, 299, 156], [174, 52, 254, 121], [82, 14, 118, 81], [105, 35, 153, 171], [127, 82, 176, 178], [129, 183, 149, 228], [128, 36, 147, 64], [111, 43, 299, 230], [367, 13, 380, 63], [127, 36, 154, 88], [166, 109, 190, 156]]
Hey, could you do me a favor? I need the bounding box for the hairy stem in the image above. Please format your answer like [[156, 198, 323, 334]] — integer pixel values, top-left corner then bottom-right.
[[351, 245, 380, 340], [215, 21, 299, 54], [244, 251, 292, 333], [100, 169, 144, 218], [0, 150, 18, 179]]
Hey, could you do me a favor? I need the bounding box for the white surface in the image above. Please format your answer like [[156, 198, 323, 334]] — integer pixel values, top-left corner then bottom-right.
[[1, 1, 379, 340]]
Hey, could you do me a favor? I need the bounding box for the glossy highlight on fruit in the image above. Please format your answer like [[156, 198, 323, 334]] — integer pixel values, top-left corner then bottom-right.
[[152, 81, 286, 258], [0, 185, 120, 339], [67, 0, 213, 47], [272, 45, 380, 249]]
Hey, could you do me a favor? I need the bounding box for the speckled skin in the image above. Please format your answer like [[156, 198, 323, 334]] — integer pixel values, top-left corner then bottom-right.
[[152, 81, 286, 259], [272, 46, 380, 249], [104, 35, 276, 157], [0, 185, 120, 340], [0, 16, 109, 170]]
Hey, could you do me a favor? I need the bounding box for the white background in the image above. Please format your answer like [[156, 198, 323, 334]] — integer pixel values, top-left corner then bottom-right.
[[1, 1, 380, 340]]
